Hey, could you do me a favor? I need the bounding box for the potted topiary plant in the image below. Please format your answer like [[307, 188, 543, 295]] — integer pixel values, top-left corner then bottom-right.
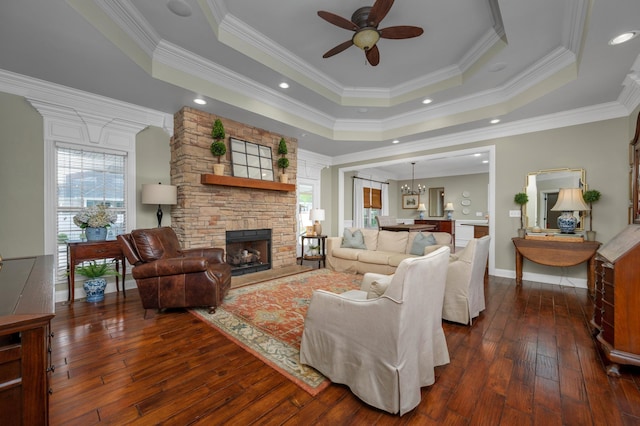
[[514, 192, 529, 238], [277, 137, 289, 183], [75, 260, 121, 303], [582, 189, 601, 241], [210, 118, 227, 175]]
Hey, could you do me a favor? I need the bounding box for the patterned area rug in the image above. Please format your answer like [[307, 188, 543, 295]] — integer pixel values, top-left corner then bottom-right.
[[190, 268, 362, 395]]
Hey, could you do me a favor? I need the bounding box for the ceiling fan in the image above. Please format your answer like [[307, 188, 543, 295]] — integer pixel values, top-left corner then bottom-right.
[[317, 0, 424, 66]]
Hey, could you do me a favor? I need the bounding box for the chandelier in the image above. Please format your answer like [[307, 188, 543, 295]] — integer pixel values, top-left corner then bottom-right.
[[401, 162, 425, 195]]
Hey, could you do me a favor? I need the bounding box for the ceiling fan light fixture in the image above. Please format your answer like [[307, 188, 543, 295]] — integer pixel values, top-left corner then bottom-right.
[[353, 28, 380, 50]]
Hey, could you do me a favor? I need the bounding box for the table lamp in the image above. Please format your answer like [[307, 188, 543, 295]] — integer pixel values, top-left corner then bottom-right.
[[444, 202, 455, 220], [417, 203, 426, 220], [310, 208, 325, 236], [142, 182, 178, 227], [551, 188, 589, 233]]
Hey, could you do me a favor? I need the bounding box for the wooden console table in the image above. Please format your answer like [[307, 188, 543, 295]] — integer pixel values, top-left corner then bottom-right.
[[0, 255, 55, 425], [67, 240, 126, 302], [512, 237, 600, 292]]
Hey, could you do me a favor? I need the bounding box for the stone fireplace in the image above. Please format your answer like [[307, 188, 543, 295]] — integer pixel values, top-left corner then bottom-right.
[[169, 107, 297, 271]]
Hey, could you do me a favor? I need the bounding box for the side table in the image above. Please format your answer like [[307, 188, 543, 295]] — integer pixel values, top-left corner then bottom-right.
[[67, 240, 126, 301], [300, 235, 327, 269]]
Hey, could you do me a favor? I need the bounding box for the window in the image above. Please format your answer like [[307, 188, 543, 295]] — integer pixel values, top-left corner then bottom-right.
[[363, 187, 382, 228], [55, 146, 127, 280]]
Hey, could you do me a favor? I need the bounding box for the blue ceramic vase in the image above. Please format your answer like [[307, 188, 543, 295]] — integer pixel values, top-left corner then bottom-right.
[[83, 278, 107, 302], [85, 227, 108, 241]]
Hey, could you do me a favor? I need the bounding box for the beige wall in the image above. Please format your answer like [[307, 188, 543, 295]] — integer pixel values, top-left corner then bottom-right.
[[0, 93, 44, 257], [328, 116, 632, 281], [135, 126, 173, 229], [395, 173, 489, 221]]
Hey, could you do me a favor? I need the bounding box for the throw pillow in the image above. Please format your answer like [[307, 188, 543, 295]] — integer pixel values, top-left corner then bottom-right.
[[410, 232, 437, 255], [341, 229, 367, 249], [367, 278, 391, 299]]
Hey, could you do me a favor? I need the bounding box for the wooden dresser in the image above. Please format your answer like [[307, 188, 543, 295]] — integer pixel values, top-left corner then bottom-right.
[[592, 225, 640, 376], [0, 255, 55, 425]]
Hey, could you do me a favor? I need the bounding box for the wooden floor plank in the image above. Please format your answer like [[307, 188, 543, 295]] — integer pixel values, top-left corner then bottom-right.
[[48, 275, 640, 424]]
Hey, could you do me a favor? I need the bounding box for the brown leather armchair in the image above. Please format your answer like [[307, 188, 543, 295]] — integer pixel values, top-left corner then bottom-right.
[[118, 227, 231, 314]]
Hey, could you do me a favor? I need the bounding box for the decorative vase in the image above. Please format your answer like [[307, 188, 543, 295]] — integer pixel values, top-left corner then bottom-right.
[[280, 174, 288, 183], [83, 278, 107, 302], [213, 164, 225, 176], [85, 227, 108, 242], [557, 211, 578, 234]]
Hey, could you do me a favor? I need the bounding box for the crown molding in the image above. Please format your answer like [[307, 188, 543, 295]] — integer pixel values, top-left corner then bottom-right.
[[0, 69, 173, 135], [332, 102, 628, 166]]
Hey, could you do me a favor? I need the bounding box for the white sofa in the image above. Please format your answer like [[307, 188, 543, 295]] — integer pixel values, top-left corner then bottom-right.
[[326, 228, 453, 275]]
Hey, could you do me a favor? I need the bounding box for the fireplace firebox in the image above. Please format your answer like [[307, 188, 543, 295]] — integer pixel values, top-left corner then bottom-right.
[[225, 229, 272, 276]]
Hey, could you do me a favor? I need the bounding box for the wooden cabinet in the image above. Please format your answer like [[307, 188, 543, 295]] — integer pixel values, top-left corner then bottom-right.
[[592, 224, 640, 376], [415, 219, 455, 250], [0, 255, 55, 425]]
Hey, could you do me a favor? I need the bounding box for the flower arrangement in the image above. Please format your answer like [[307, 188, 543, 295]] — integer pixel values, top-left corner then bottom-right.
[[73, 204, 117, 229]]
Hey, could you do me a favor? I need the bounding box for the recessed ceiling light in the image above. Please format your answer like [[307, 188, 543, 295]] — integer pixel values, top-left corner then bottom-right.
[[279, 82, 289, 89], [357, 107, 369, 113], [167, 0, 192, 17], [422, 98, 432, 105], [609, 31, 638, 45], [490, 119, 500, 124], [482, 160, 489, 164], [488, 62, 507, 72], [194, 98, 206, 105], [473, 153, 481, 157], [392, 140, 400, 144]]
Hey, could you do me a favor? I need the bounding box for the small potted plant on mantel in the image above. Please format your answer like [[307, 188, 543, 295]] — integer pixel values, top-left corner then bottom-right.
[[514, 192, 529, 238], [210, 118, 227, 175], [582, 189, 601, 241], [277, 137, 290, 183]]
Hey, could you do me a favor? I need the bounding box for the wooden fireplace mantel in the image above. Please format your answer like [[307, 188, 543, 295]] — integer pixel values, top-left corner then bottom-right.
[[200, 174, 296, 192]]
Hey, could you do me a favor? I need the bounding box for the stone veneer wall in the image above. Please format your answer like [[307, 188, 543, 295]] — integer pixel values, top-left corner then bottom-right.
[[170, 107, 298, 270]]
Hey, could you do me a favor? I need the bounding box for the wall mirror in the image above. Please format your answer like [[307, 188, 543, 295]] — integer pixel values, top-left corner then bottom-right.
[[230, 138, 274, 181], [524, 168, 586, 230], [429, 187, 444, 217]]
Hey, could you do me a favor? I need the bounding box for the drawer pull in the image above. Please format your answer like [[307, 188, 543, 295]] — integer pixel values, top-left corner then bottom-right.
[[47, 365, 55, 373]]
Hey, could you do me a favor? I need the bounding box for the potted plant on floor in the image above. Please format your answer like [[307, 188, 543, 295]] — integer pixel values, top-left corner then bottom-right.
[[582, 189, 601, 241], [514, 192, 529, 238], [75, 260, 121, 302], [210, 118, 227, 175], [277, 138, 289, 183]]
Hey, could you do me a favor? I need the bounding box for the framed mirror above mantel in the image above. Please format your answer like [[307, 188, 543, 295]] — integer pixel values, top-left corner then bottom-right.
[[524, 168, 587, 231]]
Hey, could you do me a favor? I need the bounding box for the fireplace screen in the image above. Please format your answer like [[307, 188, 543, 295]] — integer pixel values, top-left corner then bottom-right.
[[225, 229, 272, 276]]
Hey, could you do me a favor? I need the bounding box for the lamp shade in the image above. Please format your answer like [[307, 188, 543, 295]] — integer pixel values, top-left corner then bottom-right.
[[551, 188, 589, 211], [444, 202, 455, 211], [310, 208, 325, 221], [141, 183, 177, 205], [417, 203, 426, 212]]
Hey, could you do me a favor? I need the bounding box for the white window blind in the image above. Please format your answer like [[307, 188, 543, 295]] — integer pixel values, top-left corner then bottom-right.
[[55, 146, 127, 280]]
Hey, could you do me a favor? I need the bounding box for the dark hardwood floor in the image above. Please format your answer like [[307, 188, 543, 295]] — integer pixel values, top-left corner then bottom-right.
[[49, 275, 640, 425]]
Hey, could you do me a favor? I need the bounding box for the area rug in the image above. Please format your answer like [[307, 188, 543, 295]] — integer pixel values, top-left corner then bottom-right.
[[190, 268, 362, 395]]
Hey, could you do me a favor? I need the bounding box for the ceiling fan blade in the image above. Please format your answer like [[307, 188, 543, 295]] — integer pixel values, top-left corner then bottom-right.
[[367, 0, 394, 27], [365, 45, 380, 66], [317, 11, 358, 31], [323, 40, 354, 58], [379, 26, 424, 39]]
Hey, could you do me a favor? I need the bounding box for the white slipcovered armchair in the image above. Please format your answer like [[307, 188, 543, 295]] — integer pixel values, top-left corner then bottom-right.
[[300, 247, 451, 415], [442, 235, 490, 325]]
